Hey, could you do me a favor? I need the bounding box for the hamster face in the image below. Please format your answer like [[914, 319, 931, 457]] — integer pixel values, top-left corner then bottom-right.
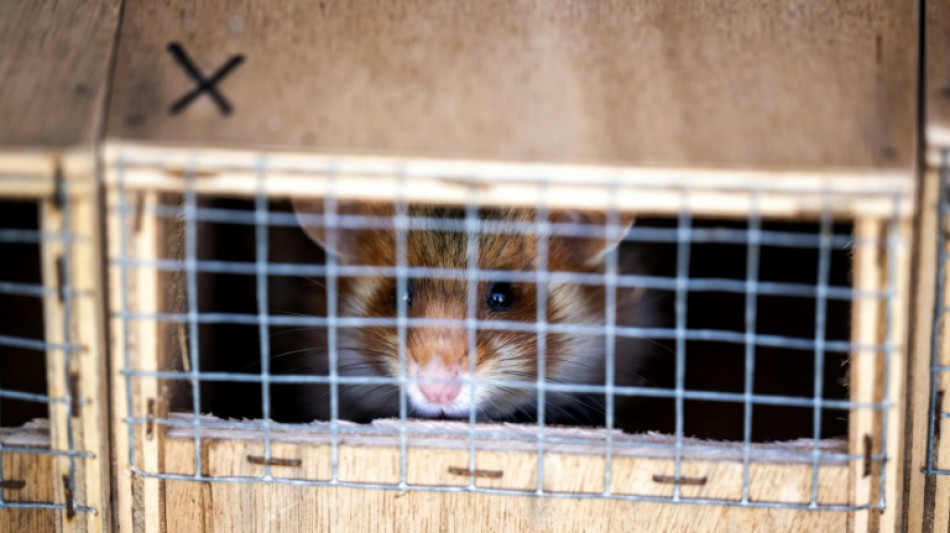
[[293, 203, 634, 421]]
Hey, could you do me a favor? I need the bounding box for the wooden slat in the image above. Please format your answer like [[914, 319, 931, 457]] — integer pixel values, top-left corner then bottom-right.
[[106, 185, 135, 533], [850, 219, 883, 531], [935, 240, 950, 533], [0, 0, 121, 149], [0, 423, 58, 533], [904, 171, 941, 533], [925, 3, 950, 531], [0, 152, 55, 199], [920, 2, 950, 531], [39, 198, 74, 533], [879, 218, 912, 532], [36, 155, 113, 532], [107, 0, 916, 171], [63, 154, 112, 533], [108, 189, 168, 533], [926, 0, 950, 158], [843, 216, 911, 532], [935, 384, 950, 532], [104, 145, 914, 220], [160, 429, 853, 533]]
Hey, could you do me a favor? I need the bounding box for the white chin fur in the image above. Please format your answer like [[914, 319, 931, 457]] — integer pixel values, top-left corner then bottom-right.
[[407, 383, 477, 418]]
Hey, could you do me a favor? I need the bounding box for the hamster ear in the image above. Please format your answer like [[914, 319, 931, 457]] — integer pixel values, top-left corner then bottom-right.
[[550, 210, 635, 266], [292, 198, 393, 260], [291, 198, 342, 256]]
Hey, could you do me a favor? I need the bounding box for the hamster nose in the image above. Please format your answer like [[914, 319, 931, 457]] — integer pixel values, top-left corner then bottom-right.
[[418, 383, 461, 404]]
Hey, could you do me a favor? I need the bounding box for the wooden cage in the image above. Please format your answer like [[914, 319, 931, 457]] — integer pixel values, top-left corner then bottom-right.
[[0, 153, 111, 533], [4, 0, 949, 532], [103, 146, 912, 532], [0, 1, 117, 531]]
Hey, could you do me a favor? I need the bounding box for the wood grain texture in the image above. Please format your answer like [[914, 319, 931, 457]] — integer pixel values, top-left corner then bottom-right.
[[934, 210, 950, 533], [927, 0, 950, 153], [0, 159, 107, 532], [107, 189, 168, 533], [164, 484, 852, 533], [904, 172, 940, 533], [925, 11, 950, 531], [924, 6, 950, 528], [64, 155, 114, 533], [0, 152, 56, 199], [157, 428, 854, 533], [849, 219, 882, 532], [108, 0, 917, 171], [0, 422, 58, 533], [104, 144, 915, 220], [879, 218, 912, 533], [0, 0, 121, 149], [39, 198, 75, 533]]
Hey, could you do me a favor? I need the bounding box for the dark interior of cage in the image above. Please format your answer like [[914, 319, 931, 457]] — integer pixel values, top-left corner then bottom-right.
[[160, 196, 853, 443], [0, 201, 48, 428]]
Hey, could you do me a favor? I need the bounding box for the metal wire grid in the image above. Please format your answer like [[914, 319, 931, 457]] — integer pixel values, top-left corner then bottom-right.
[[0, 178, 95, 515], [925, 149, 950, 477], [112, 154, 902, 511]]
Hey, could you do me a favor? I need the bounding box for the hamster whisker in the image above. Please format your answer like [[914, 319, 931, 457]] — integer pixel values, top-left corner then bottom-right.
[[353, 383, 398, 398], [265, 326, 324, 339], [233, 346, 385, 372], [624, 336, 676, 356], [269, 309, 327, 318]]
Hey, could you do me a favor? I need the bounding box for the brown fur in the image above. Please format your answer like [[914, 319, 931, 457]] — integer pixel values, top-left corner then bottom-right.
[[293, 200, 650, 424]]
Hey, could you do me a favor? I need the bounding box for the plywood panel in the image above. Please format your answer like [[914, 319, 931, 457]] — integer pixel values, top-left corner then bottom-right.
[[0, 0, 121, 149], [108, 0, 917, 171], [0, 423, 58, 533], [159, 430, 854, 533]]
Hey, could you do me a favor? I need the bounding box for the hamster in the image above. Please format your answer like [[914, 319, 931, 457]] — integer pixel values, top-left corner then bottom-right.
[[289, 200, 657, 427]]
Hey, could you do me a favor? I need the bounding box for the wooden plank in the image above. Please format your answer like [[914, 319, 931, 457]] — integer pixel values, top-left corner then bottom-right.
[[904, 171, 941, 533], [926, 2, 950, 532], [0, 152, 55, 199], [104, 144, 915, 220], [108, 189, 167, 533], [921, 3, 950, 531], [106, 185, 135, 533], [163, 438, 210, 533], [926, 0, 950, 157], [850, 219, 884, 532], [107, 0, 916, 171], [160, 426, 853, 533], [62, 154, 112, 533], [935, 240, 950, 533], [846, 215, 911, 533], [0, 422, 58, 533], [38, 156, 114, 532], [0, 0, 121, 149], [39, 197, 75, 533], [174, 484, 850, 533], [937, 475, 950, 533], [879, 218, 912, 533]]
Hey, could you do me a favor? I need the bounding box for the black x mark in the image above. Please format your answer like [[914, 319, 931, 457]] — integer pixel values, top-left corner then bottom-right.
[[168, 42, 245, 115]]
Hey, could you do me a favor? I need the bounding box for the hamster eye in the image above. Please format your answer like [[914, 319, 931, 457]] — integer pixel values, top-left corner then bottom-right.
[[486, 282, 515, 312], [391, 280, 413, 309]]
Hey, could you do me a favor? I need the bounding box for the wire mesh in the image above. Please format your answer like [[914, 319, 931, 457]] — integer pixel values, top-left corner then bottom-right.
[[110, 151, 903, 511], [925, 149, 950, 477], [0, 178, 95, 516]]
